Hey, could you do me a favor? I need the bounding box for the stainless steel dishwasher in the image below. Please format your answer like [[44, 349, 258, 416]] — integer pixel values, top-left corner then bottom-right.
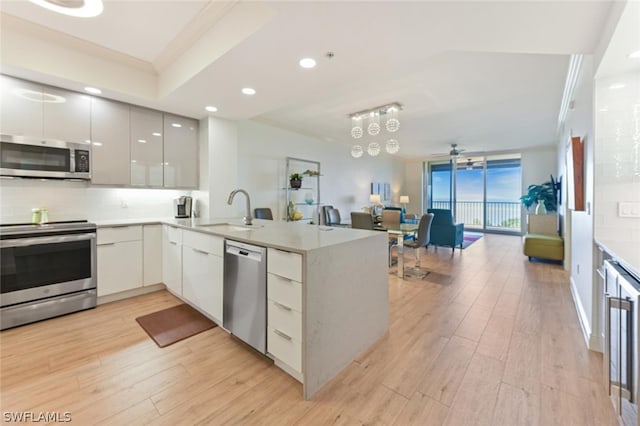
[[223, 240, 267, 353]]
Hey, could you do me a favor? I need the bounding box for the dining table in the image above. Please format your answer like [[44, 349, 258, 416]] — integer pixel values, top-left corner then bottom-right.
[[386, 223, 419, 279]]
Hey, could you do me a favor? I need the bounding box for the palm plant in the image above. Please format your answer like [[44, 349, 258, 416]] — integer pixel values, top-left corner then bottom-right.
[[520, 176, 558, 212]]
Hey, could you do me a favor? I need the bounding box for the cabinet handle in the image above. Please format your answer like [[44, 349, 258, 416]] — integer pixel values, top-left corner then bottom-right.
[[98, 242, 116, 246], [192, 248, 208, 255], [273, 301, 292, 311], [273, 329, 292, 341], [169, 241, 177, 245]]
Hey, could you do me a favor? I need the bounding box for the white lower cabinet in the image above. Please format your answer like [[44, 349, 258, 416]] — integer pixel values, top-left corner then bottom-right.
[[143, 225, 162, 286], [267, 248, 303, 377], [97, 226, 143, 296], [181, 230, 223, 322], [162, 225, 182, 295]]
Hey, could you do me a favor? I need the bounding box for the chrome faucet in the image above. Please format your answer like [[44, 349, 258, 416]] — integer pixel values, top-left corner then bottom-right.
[[227, 189, 253, 225]]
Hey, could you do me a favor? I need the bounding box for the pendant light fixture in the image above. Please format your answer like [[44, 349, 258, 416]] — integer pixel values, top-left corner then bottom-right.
[[349, 102, 402, 158]]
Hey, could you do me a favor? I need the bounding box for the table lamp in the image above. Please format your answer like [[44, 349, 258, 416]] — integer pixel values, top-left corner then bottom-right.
[[400, 195, 410, 211], [369, 194, 381, 215]]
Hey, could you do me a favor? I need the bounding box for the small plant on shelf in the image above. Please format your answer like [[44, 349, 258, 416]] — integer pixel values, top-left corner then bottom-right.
[[289, 173, 303, 189], [303, 169, 320, 176]]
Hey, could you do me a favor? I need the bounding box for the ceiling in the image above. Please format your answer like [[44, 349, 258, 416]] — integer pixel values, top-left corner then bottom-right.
[[0, 0, 622, 159]]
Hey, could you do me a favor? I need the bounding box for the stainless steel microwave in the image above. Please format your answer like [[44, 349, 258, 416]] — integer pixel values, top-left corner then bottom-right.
[[0, 135, 91, 179]]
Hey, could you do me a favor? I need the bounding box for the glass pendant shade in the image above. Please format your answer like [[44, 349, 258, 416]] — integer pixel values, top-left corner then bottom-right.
[[367, 113, 380, 136], [385, 107, 400, 132], [351, 116, 363, 139], [351, 145, 364, 158], [367, 142, 381, 156], [385, 139, 400, 154]]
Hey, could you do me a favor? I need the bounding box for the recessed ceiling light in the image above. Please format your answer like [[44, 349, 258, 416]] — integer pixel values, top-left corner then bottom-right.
[[609, 83, 626, 90], [628, 50, 640, 59], [137, 139, 147, 144], [205, 106, 218, 112], [84, 86, 101, 95], [92, 141, 102, 146], [152, 132, 162, 137], [299, 58, 317, 69], [29, 0, 104, 17], [599, 107, 609, 112], [241, 87, 256, 96], [171, 123, 182, 128]]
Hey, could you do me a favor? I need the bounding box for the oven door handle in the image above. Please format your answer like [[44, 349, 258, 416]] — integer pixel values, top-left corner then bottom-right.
[[0, 232, 96, 248]]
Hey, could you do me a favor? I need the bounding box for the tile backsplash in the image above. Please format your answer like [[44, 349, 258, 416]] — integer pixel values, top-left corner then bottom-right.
[[594, 71, 640, 254], [0, 179, 190, 224]]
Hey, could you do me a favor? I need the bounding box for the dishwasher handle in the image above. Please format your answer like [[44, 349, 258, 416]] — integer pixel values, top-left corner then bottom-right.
[[225, 241, 264, 262]]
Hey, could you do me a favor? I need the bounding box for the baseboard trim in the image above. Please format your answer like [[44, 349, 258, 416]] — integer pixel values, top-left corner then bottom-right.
[[569, 277, 599, 350], [97, 283, 165, 305]]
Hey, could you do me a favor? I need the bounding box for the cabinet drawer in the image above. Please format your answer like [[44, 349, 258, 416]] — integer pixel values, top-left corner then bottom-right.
[[267, 326, 301, 373], [268, 273, 301, 312], [182, 230, 223, 256], [267, 248, 302, 282], [268, 299, 302, 341], [97, 225, 142, 245], [165, 225, 182, 244]]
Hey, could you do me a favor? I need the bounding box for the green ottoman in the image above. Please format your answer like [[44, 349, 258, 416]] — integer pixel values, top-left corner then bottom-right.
[[523, 234, 564, 261]]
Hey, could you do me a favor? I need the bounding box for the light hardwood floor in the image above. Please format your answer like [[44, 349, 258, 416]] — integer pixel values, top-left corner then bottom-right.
[[0, 234, 618, 425]]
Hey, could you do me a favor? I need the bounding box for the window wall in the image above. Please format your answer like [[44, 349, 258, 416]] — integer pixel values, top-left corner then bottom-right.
[[427, 154, 522, 233]]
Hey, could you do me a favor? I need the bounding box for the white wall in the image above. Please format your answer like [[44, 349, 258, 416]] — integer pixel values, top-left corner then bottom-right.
[[0, 179, 187, 223], [558, 56, 598, 349], [207, 116, 239, 219], [235, 120, 405, 221], [403, 160, 423, 215], [515, 148, 557, 233]]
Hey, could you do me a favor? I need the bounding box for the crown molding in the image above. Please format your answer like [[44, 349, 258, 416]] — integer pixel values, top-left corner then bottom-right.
[[0, 13, 155, 74]]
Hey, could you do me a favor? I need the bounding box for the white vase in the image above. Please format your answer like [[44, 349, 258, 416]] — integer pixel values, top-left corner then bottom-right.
[[535, 202, 547, 215]]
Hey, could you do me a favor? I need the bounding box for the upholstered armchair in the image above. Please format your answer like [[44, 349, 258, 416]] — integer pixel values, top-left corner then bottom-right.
[[426, 208, 464, 253]]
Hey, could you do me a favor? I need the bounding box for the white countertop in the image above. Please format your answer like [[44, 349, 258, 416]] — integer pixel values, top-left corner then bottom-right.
[[595, 239, 640, 279], [92, 217, 384, 254]]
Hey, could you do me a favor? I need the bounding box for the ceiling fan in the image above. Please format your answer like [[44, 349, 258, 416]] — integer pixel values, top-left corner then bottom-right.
[[430, 143, 466, 158]]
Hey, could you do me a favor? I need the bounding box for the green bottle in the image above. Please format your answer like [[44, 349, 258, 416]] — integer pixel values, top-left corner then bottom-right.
[[288, 201, 295, 220]]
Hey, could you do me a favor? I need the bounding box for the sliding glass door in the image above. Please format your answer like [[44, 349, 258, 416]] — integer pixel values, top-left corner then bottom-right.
[[427, 154, 521, 234], [485, 156, 521, 231]]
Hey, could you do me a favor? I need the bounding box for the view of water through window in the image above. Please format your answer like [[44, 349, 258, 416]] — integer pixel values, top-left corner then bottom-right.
[[429, 156, 522, 232]]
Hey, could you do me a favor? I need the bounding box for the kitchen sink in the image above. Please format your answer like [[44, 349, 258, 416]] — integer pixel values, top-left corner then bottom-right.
[[198, 223, 261, 232]]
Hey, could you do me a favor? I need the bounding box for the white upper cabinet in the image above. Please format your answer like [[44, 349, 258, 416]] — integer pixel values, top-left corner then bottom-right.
[[163, 114, 198, 188], [90, 98, 130, 185], [0, 75, 44, 138], [43, 85, 91, 143], [130, 106, 163, 187]]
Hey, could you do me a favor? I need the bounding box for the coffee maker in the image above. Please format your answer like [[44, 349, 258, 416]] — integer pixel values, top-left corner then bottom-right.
[[174, 196, 193, 218]]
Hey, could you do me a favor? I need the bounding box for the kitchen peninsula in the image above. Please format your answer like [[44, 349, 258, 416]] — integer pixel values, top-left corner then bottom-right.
[[95, 218, 389, 399]]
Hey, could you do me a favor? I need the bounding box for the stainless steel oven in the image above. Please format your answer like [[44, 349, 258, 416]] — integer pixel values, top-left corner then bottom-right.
[[0, 135, 91, 179], [604, 259, 639, 426], [0, 221, 97, 330]]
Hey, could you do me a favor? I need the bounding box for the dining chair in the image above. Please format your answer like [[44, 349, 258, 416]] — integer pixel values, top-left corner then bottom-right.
[[321, 205, 334, 225], [403, 213, 435, 268], [254, 208, 273, 220], [350, 212, 375, 230], [381, 209, 401, 230], [326, 208, 342, 226]]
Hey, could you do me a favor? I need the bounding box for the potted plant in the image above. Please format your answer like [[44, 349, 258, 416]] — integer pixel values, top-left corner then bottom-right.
[[520, 176, 558, 214], [289, 173, 303, 189]]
